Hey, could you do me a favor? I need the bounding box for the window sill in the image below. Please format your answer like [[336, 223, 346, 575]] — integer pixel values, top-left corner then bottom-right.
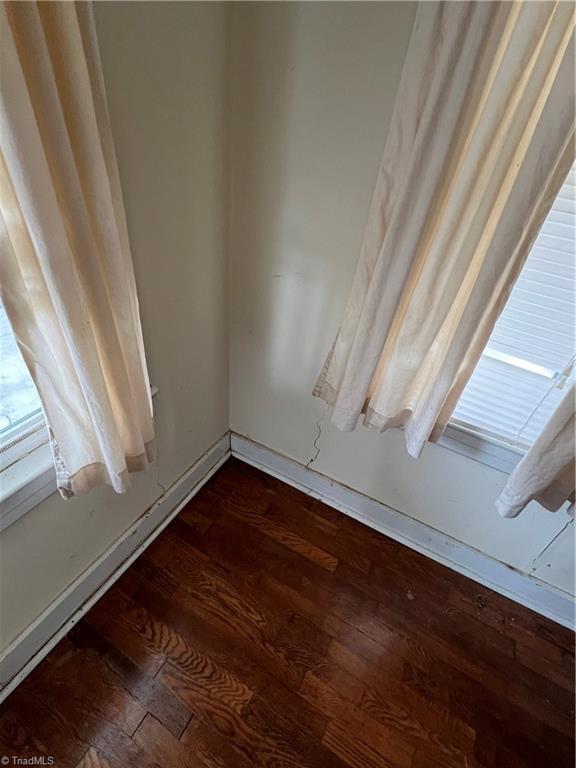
[[439, 421, 525, 474], [0, 441, 56, 532]]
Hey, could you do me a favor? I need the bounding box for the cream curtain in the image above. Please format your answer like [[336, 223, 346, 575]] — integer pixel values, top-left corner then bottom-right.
[[0, 2, 155, 497], [496, 386, 575, 518], [314, 1, 575, 459]]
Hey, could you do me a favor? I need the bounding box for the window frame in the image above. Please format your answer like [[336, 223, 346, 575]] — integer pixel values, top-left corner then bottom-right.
[[0, 417, 55, 532], [447, 163, 575, 460], [0, 411, 48, 472], [443, 359, 572, 473], [1, 295, 54, 526], [445, 352, 573, 471], [440, 419, 525, 474]]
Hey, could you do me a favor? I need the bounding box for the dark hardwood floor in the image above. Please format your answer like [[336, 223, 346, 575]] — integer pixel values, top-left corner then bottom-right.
[[1, 457, 574, 767]]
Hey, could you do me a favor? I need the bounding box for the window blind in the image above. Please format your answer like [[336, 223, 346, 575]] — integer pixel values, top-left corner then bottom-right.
[[453, 165, 575, 448]]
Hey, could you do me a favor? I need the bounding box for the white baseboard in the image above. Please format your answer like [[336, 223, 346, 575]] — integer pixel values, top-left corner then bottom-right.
[[0, 433, 231, 703], [231, 433, 575, 630]]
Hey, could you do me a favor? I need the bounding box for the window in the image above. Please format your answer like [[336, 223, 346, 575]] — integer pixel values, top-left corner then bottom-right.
[[0, 301, 46, 469], [0, 301, 54, 531], [0, 302, 42, 450], [1, 297, 157, 528], [452, 165, 575, 449]]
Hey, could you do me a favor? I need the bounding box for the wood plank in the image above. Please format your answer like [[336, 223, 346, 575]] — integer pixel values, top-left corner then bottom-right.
[[159, 658, 253, 717], [133, 714, 209, 768], [322, 717, 412, 768], [161, 662, 330, 768], [181, 714, 255, 768], [264, 498, 366, 570], [0, 711, 54, 766], [402, 658, 574, 766], [206, 495, 339, 571], [17, 639, 148, 739], [75, 748, 114, 768], [69, 622, 193, 738], [133, 581, 329, 740], [313, 653, 476, 761], [300, 671, 414, 768]]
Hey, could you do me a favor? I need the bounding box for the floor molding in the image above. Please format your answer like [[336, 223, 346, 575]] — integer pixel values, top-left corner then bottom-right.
[[231, 433, 575, 629], [0, 433, 231, 703]]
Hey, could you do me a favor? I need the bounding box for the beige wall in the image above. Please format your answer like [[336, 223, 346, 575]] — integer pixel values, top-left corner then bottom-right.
[[0, 2, 229, 650], [228, 2, 574, 591]]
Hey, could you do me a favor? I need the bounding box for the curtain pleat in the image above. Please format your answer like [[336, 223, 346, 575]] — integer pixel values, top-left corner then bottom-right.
[[496, 385, 575, 518], [0, 1, 154, 497], [314, 1, 575, 464]]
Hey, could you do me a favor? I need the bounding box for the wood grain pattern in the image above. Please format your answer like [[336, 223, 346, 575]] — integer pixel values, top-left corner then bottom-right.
[[0, 457, 573, 767]]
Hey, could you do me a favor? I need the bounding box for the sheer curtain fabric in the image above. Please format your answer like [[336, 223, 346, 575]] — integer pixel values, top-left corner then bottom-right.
[[0, 2, 155, 497], [314, 1, 575, 464], [496, 385, 575, 519]]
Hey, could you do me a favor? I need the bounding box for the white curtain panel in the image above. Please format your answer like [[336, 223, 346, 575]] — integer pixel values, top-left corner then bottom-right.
[[496, 385, 575, 518], [0, 2, 155, 497], [314, 2, 575, 461]]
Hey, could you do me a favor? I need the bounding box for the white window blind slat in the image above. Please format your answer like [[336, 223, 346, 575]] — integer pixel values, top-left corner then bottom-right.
[[545, 212, 574, 229]]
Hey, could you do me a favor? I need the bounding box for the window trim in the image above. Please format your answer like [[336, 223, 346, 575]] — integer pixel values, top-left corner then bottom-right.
[[0, 440, 55, 532], [439, 419, 525, 474], [0, 412, 48, 472]]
